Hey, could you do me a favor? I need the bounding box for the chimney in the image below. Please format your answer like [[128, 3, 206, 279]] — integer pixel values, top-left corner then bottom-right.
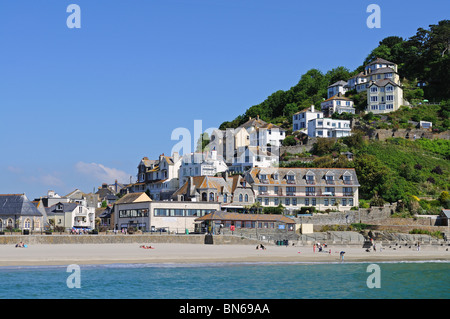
[[311, 105, 314, 113]]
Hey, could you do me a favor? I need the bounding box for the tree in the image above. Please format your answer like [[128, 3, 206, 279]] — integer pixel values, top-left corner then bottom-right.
[[196, 133, 210, 152]]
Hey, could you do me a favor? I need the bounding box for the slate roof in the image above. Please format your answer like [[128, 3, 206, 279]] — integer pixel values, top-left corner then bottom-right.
[[0, 194, 43, 217], [368, 79, 399, 87], [368, 57, 395, 66], [246, 167, 360, 187], [45, 202, 78, 216]]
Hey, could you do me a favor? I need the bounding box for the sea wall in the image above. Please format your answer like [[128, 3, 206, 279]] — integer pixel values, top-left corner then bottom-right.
[[0, 234, 261, 246], [295, 204, 396, 227]]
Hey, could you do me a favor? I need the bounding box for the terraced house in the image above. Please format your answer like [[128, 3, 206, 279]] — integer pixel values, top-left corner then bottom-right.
[[244, 167, 359, 213]]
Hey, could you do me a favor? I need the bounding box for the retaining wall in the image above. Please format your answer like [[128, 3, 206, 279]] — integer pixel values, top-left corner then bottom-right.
[[0, 234, 261, 246]]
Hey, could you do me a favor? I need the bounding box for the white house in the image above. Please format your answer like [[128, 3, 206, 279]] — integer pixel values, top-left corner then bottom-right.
[[321, 93, 355, 116], [229, 146, 279, 173], [135, 152, 182, 200], [46, 201, 95, 230], [327, 80, 348, 99], [307, 118, 351, 138], [209, 116, 285, 167], [178, 150, 229, 187], [292, 105, 323, 133]]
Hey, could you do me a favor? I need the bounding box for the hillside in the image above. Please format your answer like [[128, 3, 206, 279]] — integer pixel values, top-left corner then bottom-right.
[[219, 20, 450, 130]]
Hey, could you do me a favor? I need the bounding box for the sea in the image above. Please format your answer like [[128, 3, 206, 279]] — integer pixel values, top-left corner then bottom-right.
[[0, 261, 448, 300]]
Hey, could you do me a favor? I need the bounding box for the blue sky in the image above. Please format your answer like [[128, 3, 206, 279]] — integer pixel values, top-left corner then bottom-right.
[[0, 0, 448, 199]]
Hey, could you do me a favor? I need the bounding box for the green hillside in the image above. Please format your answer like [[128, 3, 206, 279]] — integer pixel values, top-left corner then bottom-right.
[[219, 20, 450, 130]]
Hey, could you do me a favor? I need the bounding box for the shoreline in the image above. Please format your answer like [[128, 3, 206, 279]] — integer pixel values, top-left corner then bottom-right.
[[1, 243, 449, 267]]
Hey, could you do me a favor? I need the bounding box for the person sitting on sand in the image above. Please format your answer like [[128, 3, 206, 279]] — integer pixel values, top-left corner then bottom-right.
[[15, 242, 24, 248]]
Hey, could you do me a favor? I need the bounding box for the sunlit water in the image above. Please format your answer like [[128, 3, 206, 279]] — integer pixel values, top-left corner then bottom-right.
[[0, 261, 448, 299]]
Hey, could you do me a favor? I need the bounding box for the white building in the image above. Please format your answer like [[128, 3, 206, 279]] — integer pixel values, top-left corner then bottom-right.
[[244, 167, 360, 213], [327, 80, 348, 99], [292, 105, 323, 133], [45, 200, 96, 230], [134, 152, 182, 200], [209, 116, 285, 168], [229, 146, 279, 173], [114, 192, 221, 233], [321, 93, 355, 116], [307, 118, 351, 138], [178, 150, 228, 187]]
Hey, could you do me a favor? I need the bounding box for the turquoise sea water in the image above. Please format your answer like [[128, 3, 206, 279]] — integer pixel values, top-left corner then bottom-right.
[[0, 261, 448, 299]]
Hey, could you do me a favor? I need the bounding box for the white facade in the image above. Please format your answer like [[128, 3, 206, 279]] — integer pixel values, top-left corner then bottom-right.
[[178, 151, 228, 187], [229, 146, 278, 173], [292, 105, 323, 133], [321, 94, 355, 116], [327, 81, 348, 99], [307, 118, 351, 138]]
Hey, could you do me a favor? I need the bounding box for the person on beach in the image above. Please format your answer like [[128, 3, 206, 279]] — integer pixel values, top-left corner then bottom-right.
[[340, 251, 345, 262]]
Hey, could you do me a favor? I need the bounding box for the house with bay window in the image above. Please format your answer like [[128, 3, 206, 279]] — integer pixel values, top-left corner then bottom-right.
[[244, 167, 359, 213]]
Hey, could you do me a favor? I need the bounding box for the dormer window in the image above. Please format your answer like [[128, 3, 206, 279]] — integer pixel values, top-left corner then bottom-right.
[[306, 171, 316, 185], [259, 174, 268, 184], [325, 174, 335, 185], [286, 173, 295, 184]]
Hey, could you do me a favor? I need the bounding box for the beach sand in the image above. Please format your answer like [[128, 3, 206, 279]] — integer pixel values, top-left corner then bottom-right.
[[1, 242, 449, 266]]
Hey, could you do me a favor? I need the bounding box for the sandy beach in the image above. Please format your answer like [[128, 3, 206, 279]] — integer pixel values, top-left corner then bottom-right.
[[1, 242, 449, 267]]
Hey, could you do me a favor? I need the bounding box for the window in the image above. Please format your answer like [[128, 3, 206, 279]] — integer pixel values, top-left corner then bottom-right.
[[305, 198, 309, 206], [209, 192, 215, 201], [370, 96, 378, 102], [386, 95, 394, 101], [292, 198, 297, 206], [306, 187, 315, 195], [244, 194, 249, 202], [386, 86, 393, 92], [312, 198, 316, 206], [264, 198, 269, 205], [274, 198, 279, 205], [239, 194, 243, 202], [342, 198, 347, 206], [285, 198, 290, 206], [223, 194, 227, 203], [324, 198, 329, 206], [370, 87, 378, 93]]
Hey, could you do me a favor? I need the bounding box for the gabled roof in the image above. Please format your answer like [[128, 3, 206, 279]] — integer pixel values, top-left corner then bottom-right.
[[0, 194, 43, 217], [238, 117, 284, 131], [45, 202, 78, 215], [368, 79, 399, 88], [115, 192, 151, 205], [367, 57, 395, 66]]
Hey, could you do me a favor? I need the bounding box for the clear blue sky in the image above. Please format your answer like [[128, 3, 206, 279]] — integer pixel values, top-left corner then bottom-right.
[[0, 0, 448, 199]]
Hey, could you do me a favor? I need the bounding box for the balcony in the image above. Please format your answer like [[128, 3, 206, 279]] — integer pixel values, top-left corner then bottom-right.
[[286, 192, 296, 196], [286, 179, 296, 184], [343, 192, 354, 197], [306, 192, 316, 196], [260, 179, 269, 184]]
